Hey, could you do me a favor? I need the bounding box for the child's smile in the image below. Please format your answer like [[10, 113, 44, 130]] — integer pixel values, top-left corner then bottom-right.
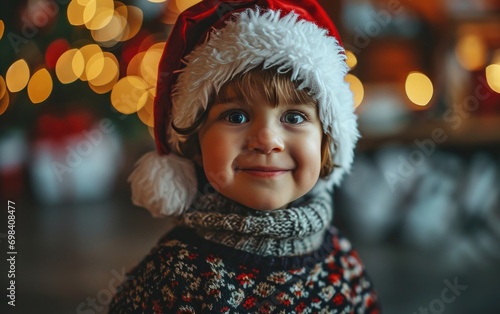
[[198, 88, 323, 211]]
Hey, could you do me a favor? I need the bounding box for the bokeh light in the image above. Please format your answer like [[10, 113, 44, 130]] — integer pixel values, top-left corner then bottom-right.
[[140, 42, 165, 95], [345, 74, 364, 108], [84, 0, 114, 30], [6, 59, 30, 93], [126, 51, 147, 77], [0, 20, 4, 40], [121, 5, 143, 42], [175, 0, 202, 13], [0, 89, 9, 116], [455, 34, 487, 71], [161, 0, 202, 24], [148, 0, 167, 3], [28, 68, 53, 104], [405, 72, 434, 107], [67, 0, 86, 26], [0, 75, 6, 100], [78, 44, 103, 81], [56, 49, 84, 84], [88, 52, 119, 87], [137, 93, 155, 127], [486, 64, 500, 94], [91, 10, 127, 45], [346, 50, 358, 70], [111, 76, 149, 114]]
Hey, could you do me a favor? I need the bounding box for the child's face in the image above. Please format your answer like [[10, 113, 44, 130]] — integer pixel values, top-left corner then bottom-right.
[[198, 87, 323, 211]]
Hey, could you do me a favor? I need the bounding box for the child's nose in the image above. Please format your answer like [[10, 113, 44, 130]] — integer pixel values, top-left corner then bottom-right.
[[246, 126, 285, 154]]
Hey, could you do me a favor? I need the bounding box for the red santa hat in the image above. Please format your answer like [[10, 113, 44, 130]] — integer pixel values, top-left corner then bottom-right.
[[129, 0, 359, 217]]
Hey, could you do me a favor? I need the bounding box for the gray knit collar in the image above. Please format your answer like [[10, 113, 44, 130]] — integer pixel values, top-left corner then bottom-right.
[[179, 183, 333, 256]]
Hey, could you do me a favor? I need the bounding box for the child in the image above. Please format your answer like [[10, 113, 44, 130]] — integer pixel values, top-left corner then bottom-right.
[[110, 0, 380, 312]]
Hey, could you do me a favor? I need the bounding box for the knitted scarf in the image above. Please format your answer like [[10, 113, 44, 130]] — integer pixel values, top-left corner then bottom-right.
[[178, 184, 333, 256]]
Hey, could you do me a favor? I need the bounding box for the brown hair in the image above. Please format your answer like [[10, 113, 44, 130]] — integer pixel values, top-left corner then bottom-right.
[[173, 66, 336, 177]]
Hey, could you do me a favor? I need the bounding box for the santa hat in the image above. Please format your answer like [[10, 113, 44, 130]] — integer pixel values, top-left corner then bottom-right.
[[129, 0, 359, 217]]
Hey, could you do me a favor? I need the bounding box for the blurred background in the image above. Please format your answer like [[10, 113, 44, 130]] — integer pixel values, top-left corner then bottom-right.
[[0, 0, 499, 313]]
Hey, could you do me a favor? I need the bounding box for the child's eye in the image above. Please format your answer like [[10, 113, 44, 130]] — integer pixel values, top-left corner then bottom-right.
[[281, 112, 306, 124], [222, 111, 249, 124]]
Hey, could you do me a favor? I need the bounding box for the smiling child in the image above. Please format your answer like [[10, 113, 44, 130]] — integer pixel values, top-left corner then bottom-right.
[[110, 0, 380, 312]]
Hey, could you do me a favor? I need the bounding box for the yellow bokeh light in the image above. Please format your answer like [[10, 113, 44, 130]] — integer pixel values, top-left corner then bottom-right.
[[137, 93, 155, 127], [77, 0, 92, 5], [6, 59, 30, 93], [121, 6, 143, 41], [455, 34, 487, 71], [0, 75, 6, 100], [175, 0, 202, 13], [0, 90, 9, 116], [486, 64, 500, 94], [91, 11, 127, 44], [56, 49, 84, 84], [345, 74, 364, 108], [405, 72, 434, 107], [115, 2, 128, 19], [148, 0, 167, 3], [89, 52, 119, 86], [88, 69, 118, 94], [162, 0, 181, 24], [0, 20, 4, 40], [111, 76, 149, 114], [85, 53, 105, 81], [85, 0, 115, 30], [78, 44, 103, 81], [127, 51, 147, 77], [141, 42, 166, 95], [28, 68, 53, 104], [82, 0, 97, 24], [346, 50, 358, 70], [67, 0, 86, 26]]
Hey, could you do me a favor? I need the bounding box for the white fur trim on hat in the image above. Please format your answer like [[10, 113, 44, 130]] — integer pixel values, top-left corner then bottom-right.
[[171, 9, 359, 186], [128, 151, 197, 217]]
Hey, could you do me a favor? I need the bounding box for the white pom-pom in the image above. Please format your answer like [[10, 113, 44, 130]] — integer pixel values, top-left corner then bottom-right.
[[128, 151, 197, 217]]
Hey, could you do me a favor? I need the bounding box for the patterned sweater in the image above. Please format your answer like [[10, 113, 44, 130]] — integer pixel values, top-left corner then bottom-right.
[[109, 226, 380, 313]]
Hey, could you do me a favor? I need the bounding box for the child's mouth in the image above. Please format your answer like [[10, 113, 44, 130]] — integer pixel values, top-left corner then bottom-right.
[[236, 167, 290, 178]]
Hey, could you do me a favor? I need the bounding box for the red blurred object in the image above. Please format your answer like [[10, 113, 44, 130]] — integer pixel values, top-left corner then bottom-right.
[[36, 112, 94, 142], [45, 39, 71, 69], [0, 166, 25, 200]]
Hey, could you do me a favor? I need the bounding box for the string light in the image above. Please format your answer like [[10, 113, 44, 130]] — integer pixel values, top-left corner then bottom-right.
[[0, 89, 9, 116], [455, 34, 487, 71], [27, 68, 53, 104], [405, 72, 434, 107], [137, 93, 155, 127], [486, 64, 500, 94], [345, 74, 364, 108], [6, 59, 30, 93], [56, 49, 84, 84], [111, 76, 149, 114], [0, 76, 8, 115], [0, 20, 4, 40]]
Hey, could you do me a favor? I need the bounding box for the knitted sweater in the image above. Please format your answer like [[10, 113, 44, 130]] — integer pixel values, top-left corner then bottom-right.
[[110, 187, 380, 313], [109, 226, 380, 313]]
